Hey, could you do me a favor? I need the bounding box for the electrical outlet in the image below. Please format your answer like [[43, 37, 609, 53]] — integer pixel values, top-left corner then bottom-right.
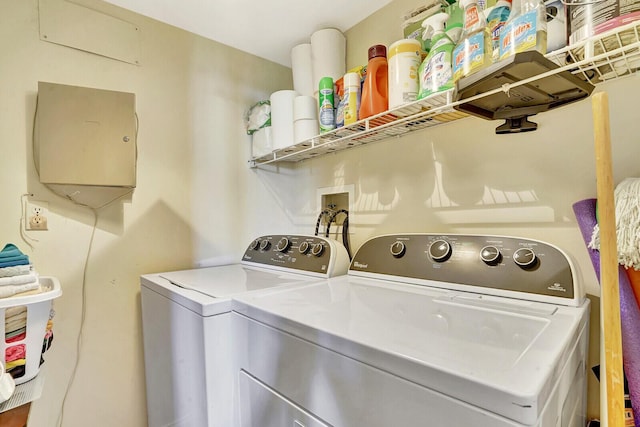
[[26, 201, 49, 231]]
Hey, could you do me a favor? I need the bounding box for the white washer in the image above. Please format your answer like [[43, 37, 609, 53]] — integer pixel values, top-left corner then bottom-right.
[[140, 234, 350, 427], [232, 234, 590, 427]]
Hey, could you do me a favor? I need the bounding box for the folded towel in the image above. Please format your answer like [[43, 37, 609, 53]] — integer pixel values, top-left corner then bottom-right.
[[0, 281, 40, 299], [5, 327, 26, 340], [0, 264, 31, 278], [6, 332, 26, 343], [5, 344, 25, 363], [0, 273, 38, 287], [5, 305, 27, 318], [5, 359, 26, 370], [5, 317, 27, 333], [0, 244, 29, 268], [10, 286, 44, 298]]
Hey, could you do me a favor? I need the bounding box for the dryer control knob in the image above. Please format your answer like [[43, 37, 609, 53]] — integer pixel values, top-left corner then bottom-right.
[[299, 241, 310, 254], [250, 239, 261, 250], [259, 240, 271, 251], [513, 247, 537, 268], [480, 246, 501, 265], [276, 237, 290, 253], [429, 239, 452, 262], [390, 241, 406, 258], [311, 243, 325, 257]]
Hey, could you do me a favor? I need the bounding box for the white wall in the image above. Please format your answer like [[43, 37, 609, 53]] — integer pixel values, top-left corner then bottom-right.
[[0, 0, 291, 425]]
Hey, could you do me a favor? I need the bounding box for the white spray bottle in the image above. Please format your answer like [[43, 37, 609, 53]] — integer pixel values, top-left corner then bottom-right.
[[418, 13, 455, 99]]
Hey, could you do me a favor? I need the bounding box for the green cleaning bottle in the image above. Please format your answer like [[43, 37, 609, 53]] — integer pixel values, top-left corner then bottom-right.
[[418, 13, 455, 99], [452, 0, 492, 82]]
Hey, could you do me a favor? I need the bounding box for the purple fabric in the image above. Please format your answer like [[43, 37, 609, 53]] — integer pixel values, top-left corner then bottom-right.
[[573, 198, 640, 425]]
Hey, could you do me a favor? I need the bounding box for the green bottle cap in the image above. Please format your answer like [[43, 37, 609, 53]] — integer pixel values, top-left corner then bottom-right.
[[319, 77, 333, 90]]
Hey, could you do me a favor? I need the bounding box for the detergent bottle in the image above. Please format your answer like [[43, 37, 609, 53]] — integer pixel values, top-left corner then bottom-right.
[[486, 0, 512, 62], [499, 0, 547, 60], [359, 44, 389, 119], [417, 13, 455, 99], [452, 0, 492, 82]]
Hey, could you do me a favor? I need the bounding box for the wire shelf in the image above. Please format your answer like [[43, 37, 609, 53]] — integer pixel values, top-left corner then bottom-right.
[[249, 20, 640, 168]]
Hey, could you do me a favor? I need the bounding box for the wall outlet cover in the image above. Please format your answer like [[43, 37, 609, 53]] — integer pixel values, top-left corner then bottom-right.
[[26, 201, 49, 231]]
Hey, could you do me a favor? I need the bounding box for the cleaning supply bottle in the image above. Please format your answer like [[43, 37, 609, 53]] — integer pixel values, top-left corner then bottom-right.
[[418, 13, 455, 99], [318, 77, 335, 133], [499, 0, 547, 60], [486, 0, 511, 62], [445, 1, 464, 44], [359, 45, 388, 119], [343, 72, 361, 126], [452, 0, 492, 82]]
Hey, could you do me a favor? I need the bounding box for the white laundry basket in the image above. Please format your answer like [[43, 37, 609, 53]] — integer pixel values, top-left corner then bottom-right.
[[0, 277, 61, 385]]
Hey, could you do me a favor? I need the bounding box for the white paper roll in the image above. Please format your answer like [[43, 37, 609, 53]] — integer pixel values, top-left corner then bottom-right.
[[311, 28, 346, 96], [270, 90, 298, 150], [291, 44, 314, 97], [294, 119, 319, 143], [293, 95, 317, 121]]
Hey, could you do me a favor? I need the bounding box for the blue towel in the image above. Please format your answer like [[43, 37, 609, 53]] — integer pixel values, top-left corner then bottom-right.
[[0, 244, 29, 268]]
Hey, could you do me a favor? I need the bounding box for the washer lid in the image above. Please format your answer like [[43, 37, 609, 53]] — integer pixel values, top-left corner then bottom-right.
[[233, 276, 590, 424], [141, 264, 321, 316]]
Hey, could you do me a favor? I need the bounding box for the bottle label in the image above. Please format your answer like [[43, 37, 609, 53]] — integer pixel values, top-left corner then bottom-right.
[[464, 5, 480, 28], [421, 50, 453, 96], [452, 32, 486, 81], [500, 11, 538, 59], [319, 97, 335, 131]]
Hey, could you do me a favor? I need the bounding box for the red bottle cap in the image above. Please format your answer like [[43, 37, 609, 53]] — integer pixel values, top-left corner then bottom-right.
[[368, 44, 387, 60]]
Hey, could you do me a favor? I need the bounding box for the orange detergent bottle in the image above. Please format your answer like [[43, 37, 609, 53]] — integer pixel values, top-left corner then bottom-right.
[[359, 44, 388, 119]]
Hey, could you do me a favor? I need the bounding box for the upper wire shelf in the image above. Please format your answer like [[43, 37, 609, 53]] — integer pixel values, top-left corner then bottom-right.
[[249, 20, 640, 168]]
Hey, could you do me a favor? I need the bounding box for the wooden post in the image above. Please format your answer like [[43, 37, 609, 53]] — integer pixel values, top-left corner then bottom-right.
[[592, 91, 625, 426]]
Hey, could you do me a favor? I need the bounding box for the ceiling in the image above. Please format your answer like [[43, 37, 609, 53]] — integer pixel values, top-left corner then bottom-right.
[[102, 0, 393, 67]]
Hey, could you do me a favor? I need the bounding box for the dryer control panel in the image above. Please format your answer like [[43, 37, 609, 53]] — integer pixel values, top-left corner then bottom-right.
[[349, 234, 582, 306], [241, 235, 349, 277]]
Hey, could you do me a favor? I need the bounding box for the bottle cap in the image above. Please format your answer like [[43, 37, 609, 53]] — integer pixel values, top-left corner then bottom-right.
[[319, 77, 333, 91], [344, 72, 360, 87], [368, 44, 387, 60]]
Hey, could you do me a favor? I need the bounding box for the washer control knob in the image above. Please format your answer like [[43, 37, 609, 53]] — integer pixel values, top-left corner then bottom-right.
[[513, 248, 537, 268], [480, 246, 501, 265], [390, 241, 406, 258], [276, 237, 290, 253], [311, 243, 325, 257], [429, 239, 452, 262], [250, 239, 261, 250], [259, 240, 271, 251], [299, 241, 310, 254]]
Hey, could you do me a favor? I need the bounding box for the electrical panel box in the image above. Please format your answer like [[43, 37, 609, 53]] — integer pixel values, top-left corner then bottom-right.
[[35, 81, 137, 207]]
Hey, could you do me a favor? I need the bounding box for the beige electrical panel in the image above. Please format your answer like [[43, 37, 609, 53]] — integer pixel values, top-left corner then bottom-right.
[[36, 81, 136, 189]]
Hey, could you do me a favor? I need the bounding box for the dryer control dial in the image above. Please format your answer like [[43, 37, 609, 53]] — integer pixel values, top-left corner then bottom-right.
[[250, 239, 260, 250], [298, 241, 310, 254], [429, 239, 452, 262], [390, 241, 406, 258], [513, 248, 537, 268], [480, 246, 501, 265], [276, 237, 290, 253], [259, 240, 271, 251], [311, 243, 325, 257]]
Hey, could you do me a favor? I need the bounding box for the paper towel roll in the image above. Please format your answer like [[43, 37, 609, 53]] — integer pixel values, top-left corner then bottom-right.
[[311, 29, 346, 96], [252, 126, 272, 158], [293, 96, 317, 121], [291, 44, 314, 97], [270, 90, 297, 150], [294, 119, 319, 143]]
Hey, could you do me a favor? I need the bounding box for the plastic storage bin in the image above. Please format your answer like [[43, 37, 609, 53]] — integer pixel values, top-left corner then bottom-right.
[[0, 277, 61, 385]]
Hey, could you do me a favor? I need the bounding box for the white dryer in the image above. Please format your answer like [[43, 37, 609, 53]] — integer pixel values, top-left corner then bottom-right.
[[140, 234, 350, 427], [232, 234, 590, 427]]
